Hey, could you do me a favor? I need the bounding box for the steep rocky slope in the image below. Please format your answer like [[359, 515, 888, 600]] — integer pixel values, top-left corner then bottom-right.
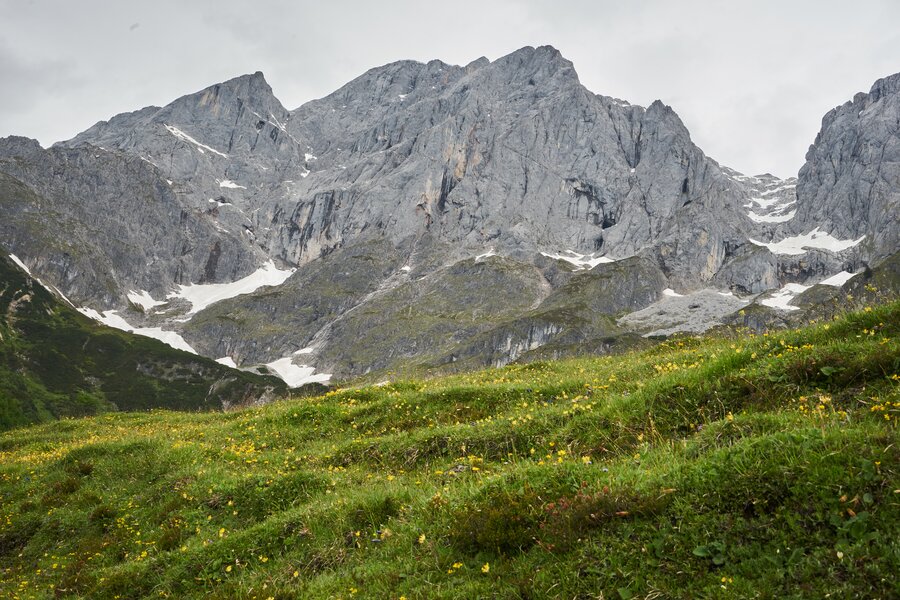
[[792, 72, 900, 260], [0, 46, 896, 382]]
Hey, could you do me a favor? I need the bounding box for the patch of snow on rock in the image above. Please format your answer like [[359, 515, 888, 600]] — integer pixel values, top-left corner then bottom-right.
[[77, 308, 197, 353], [218, 179, 246, 189], [164, 125, 228, 158], [9, 253, 74, 306], [216, 357, 238, 368], [168, 261, 296, 316], [759, 283, 811, 311], [749, 227, 865, 256], [540, 250, 615, 270], [9, 254, 31, 276], [819, 271, 858, 287], [475, 248, 497, 261], [747, 209, 796, 223], [265, 357, 331, 388], [127, 290, 167, 311], [662, 288, 683, 297]]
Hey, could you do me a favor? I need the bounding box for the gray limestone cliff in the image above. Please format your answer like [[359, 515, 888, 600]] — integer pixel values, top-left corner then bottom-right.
[[792, 72, 900, 262], [1, 48, 897, 381]]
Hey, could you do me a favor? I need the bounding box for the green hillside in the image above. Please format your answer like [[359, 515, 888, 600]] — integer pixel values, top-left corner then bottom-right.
[[1, 301, 898, 599], [0, 252, 286, 430]]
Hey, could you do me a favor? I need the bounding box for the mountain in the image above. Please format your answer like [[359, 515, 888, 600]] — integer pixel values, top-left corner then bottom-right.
[[0, 46, 896, 383], [0, 249, 285, 430]]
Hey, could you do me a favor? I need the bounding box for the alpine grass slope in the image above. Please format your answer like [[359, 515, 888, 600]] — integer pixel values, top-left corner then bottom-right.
[[1, 301, 897, 599]]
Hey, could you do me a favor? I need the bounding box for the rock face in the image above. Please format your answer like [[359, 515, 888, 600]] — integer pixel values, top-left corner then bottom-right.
[[0, 139, 265, 308], [0, 46, 897, 381], [792, 72, 900, 262]]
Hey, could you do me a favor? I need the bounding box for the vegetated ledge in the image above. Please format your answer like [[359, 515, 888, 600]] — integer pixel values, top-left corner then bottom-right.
[[0, 300, 897, 599]]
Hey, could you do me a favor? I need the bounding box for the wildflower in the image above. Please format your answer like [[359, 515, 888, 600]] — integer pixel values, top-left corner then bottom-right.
[[482, 562, 490, 573], [418, 533, 426, 544]]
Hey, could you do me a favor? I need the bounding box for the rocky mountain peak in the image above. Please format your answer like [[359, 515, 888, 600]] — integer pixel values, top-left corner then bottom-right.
[[869, 70, 900, 101], [480, 44, 579, 89], [0, 135, 44, 157]]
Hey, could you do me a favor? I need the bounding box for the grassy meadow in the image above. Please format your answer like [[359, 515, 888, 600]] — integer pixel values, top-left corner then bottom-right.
[[1, 302, 898, 599]]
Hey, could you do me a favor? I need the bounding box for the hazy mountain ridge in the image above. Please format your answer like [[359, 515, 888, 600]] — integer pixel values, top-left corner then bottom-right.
[[0, 45, 896, 382]]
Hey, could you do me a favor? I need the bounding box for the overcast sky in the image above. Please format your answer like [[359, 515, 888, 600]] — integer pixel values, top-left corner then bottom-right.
[[1, 0, 897, 178]]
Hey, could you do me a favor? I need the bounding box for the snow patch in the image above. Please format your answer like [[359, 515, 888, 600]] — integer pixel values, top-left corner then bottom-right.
[[164, 125, 228, 158], [759, 283, 811, 311], [168, 260, 295, 316], [218, 179, 246, 189], [747, 209, 796, 224], [304, 152, 317, 162], [127, 290, 167, 311], [749, 227, 865, 256], [475, 248, 497, 261], [293, 347, 314, 355], [540, 250, 615, 270], [8, 253, 74, 306], [216, 357, 238, 368], [819, 271, 858, 287], [400, 265, 412, 273], [662, 288, 683, 297], [78, 308, 197, 353], [9, 254, 31, 276], [264, 357, 331, 388]]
